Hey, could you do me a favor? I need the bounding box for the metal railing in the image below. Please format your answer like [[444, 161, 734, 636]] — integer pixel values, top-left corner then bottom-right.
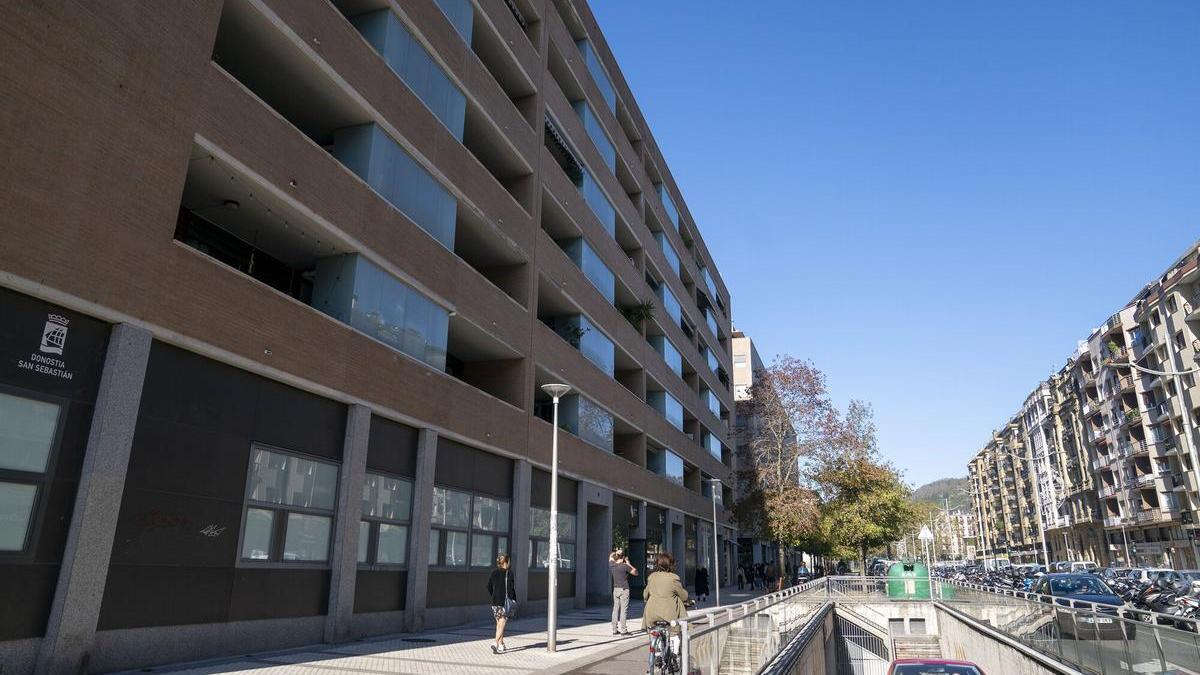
[[777, 577, 1200, 675], [679, 579, 829, 675], [940, 579, 1200, 675]]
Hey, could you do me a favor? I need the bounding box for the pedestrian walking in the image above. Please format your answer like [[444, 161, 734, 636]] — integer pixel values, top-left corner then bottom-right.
[[695, 566, 710, 603], [486, 554, 517, 655], [642, 552, 690, 673], [736, 565, 746, 590], [766, 562, 776, 591], [609, 548, 638, 635]]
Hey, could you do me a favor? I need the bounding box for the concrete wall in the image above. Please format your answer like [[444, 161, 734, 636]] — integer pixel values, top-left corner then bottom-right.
[[936, 603, 1083, 675]]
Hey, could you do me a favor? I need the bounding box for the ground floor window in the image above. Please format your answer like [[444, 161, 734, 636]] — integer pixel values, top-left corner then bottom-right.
[[529, 507, 576, 570], [429, 486, 509, 569], [240, 445, 339, 563], [358, 472, 412, 566], [0, 390, 63, 553]]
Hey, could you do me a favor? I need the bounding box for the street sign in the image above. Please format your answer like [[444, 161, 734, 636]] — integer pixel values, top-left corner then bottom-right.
[[918, 526, 934, 542]]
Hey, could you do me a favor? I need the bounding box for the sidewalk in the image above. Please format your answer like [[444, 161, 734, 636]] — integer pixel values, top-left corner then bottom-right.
[[140, 585, 765, 675]]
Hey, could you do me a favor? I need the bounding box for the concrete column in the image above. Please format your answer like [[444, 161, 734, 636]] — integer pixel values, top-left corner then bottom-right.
[[574, 484, 589, 609], [35, 324, 153, 675], [511, 459, 532, 604], [404, 428, 438, 632], [324, 405, 371, 643]]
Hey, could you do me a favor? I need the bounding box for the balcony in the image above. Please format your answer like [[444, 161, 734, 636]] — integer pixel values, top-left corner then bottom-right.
[[1103, 516, 1125, 527], [1118, 375, 1135, 392], [1097, 484, 1119, 499], [1131, 471, 1162, 487], [1135, 508, 1178, 525]]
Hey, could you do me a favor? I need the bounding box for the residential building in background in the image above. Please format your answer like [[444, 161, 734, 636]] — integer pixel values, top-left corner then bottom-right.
[[970, 241, 1200, 569], [731, 329, 803, 570], [0, 0, 738, 671]]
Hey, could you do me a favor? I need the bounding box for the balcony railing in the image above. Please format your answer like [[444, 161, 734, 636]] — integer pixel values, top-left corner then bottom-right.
[[1103, 515, 1124, 527]]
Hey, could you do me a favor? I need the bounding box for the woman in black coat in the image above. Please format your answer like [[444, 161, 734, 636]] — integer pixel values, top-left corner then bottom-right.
[[486, 554, 517, 654], [695, 566, 710, 603]]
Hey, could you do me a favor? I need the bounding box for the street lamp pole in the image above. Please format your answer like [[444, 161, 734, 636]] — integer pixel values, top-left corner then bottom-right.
[[541, 383, 571, 653], [705, 478, 721, 607]]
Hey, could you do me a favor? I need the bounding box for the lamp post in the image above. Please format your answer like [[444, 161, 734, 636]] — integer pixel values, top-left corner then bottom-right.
[[540, 383, 571, 653], [704, 478, 721, 607]]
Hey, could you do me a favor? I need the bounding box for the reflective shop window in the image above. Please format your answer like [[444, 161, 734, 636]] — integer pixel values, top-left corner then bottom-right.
[[575, 39, 616, 112], [653, 231, 681, 278], [359, 473, 413, 566], [333, 124, 456, 250], [352, 10, 467, 140], [558, 394, 615, 452], [529, 507, 577, 570], [649, 335, 683, 378], [559, 238, 615, 304], [240, 446, 339, 563], [432, 0, 473, 43], [0, 390, 61, 551], [573, 100, 616, 172], [311, 254, 449, 371], [648, 391, 684, 431], [430, 486, 510, 568]]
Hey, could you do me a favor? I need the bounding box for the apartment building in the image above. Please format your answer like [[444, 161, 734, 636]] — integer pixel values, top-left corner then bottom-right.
[[0, 1, 738, 671], [969, 242, 1200, 570], [969, 420, 1045, 565]]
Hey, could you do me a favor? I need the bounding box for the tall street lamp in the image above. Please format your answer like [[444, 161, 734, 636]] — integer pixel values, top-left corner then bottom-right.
[[704, 477, 722, 607], [540, 382, 571, 653]]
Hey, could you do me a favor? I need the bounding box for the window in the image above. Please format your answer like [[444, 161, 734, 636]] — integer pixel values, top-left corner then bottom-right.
[[1167, 295, 1178, 314], [240, 446, 339, 563], [528, 507, 577, 570], [429, 486, 509, 568], [648, 391, 684, 431], [576, 39, 616, 112], [558, 394, 615, 452], [312, 254, 450, 370], [333, 124, 457, 249], [0, 390, 58, 553], [1175, 330, 1186, 351], [359, 473, 413, 566], [352, 11, 466, 140], [559, 238, 615, 304], [653, 231, 681, 278], [649, 335, 683, 378]]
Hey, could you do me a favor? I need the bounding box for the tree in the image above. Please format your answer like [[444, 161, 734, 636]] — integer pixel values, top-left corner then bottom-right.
[[811, 401, 919, 573], [735, 356, 835, 587]]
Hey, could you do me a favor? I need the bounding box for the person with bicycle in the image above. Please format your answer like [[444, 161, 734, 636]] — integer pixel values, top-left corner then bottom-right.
[[642, 552, 690, 673]]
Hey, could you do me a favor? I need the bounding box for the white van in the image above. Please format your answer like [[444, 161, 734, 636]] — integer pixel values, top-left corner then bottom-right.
[[1068, 560, 1099, 573]]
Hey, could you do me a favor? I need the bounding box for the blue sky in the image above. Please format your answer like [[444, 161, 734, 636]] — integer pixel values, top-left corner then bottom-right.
[[589, 1, 1200, 486]]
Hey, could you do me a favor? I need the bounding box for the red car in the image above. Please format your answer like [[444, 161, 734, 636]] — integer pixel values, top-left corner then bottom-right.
[[887, 659, 985, 675]]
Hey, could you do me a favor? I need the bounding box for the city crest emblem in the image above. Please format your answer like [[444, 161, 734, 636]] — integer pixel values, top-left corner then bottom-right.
[[40, 313, 70, 356]]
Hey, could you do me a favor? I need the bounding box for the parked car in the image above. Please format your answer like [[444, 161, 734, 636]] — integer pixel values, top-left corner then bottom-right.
[[1127, 568, 1172, 584], [1032, 573, 1134, 640], [887, 659, 985, 674]]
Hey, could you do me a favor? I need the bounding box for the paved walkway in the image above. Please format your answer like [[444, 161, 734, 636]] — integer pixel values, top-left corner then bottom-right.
[[141, 585, 769, 675]]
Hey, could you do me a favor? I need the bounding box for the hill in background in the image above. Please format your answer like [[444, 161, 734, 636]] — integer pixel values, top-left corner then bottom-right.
[[912, 476, 970, 511]]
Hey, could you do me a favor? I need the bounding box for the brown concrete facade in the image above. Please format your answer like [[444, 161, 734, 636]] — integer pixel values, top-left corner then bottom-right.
[[0, 0, 738, 671]]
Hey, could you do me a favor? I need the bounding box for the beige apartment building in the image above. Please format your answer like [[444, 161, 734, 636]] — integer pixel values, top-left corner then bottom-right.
[[0, 0, 739, 671], [970, 242, 1200, 570]]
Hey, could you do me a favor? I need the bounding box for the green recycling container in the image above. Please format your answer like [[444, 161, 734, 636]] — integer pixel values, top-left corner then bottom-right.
[[886, 561, 931, 599]]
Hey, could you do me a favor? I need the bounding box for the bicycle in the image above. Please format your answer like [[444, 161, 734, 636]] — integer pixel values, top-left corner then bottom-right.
[[648, 600, 695, 675], [648, 620, 681, 675]]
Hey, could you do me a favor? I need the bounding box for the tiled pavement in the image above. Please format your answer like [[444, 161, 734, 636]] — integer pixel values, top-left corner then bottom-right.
[[140, 586, 769, 675]]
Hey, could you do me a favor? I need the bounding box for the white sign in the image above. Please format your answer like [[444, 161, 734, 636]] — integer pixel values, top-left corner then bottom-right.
[[918, 526, 934, 542], [17, 313, 75, 381]]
